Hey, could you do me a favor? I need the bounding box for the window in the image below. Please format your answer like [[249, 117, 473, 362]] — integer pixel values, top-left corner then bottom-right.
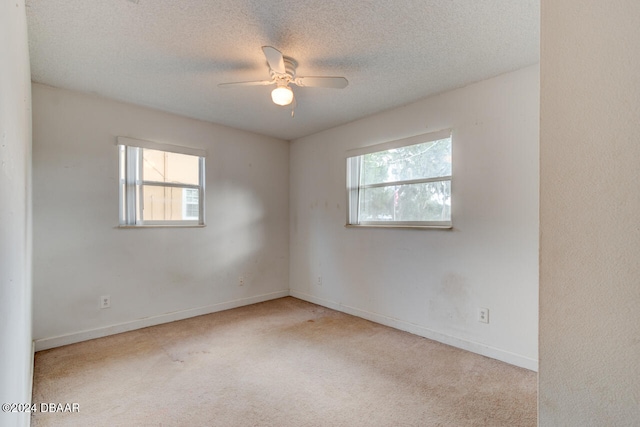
[[118, 137, 206, 226], [346, 130, 451, 228]]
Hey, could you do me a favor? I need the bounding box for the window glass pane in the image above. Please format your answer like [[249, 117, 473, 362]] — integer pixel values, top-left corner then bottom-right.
[[183, 188, 199, 220], [359, 180, 451, 222], [361, 138, 451, 185], [186, 204, 199, 218], [141, 186, 198, 221], [142, 149, 199, 185]]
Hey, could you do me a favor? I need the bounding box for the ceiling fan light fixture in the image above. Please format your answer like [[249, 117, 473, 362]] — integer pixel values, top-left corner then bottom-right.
[[271, 86, 294, 106], [219, 47, 348, 111]]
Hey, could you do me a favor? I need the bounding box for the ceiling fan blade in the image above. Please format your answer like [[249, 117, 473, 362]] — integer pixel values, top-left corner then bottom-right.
[[293, 76, 348, 89], [218, 80, 274, 88], [262, 46, 286, 74]]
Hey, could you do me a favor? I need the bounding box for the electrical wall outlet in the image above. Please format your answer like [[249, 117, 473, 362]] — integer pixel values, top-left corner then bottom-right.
[[239, 276, 245, 286], [478, 307, 489, 323], [317, 275, 322, 286], [100, 295, 111, 309]]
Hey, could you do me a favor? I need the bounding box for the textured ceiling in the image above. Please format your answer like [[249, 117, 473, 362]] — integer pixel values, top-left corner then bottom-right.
[[25, 0, 539, 140]]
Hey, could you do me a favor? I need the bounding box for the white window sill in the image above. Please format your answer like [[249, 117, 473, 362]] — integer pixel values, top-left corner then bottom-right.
[[345, 224, 452, 230], [117, 224, 206, 229]]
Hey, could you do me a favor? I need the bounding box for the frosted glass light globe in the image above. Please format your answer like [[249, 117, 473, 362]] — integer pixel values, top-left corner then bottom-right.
[[271, 86, 294, 106]]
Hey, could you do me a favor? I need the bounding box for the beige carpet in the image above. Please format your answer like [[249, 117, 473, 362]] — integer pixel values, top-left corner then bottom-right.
[[32, 297, 536, 426]]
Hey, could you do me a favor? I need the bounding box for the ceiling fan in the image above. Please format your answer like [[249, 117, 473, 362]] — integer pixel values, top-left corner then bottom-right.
[[218, 46, 348, 115]]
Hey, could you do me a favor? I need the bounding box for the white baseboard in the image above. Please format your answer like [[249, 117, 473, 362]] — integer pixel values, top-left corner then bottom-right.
[[34, 290, 289, 352], [34, 289, 538, 372], [290, 290, 538, 372]]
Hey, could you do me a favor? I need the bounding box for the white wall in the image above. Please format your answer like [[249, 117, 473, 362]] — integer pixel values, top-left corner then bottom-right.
[[540, 1, 640, 424], [32, 84, 289, 349], [290, 66, 539, 370], [0, 1, 33, 426]]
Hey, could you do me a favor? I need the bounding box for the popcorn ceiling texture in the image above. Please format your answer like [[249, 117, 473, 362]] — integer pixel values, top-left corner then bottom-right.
[[25, 0, 539, 140]]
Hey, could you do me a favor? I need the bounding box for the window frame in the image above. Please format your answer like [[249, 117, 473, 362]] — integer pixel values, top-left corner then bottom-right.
[[117, 137, 206, 227], [345, 129, 452, 229]]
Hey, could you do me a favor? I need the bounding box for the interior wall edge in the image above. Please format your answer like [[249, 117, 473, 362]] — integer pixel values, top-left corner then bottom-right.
[[0, 1, 33, 426]]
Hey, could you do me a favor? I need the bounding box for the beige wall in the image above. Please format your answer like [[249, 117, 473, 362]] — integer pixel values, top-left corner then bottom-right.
[[290, 65, 539, 370], [540, 1, 640, 424], [0, 1, 32, 426], [32, 83, 290, 349]]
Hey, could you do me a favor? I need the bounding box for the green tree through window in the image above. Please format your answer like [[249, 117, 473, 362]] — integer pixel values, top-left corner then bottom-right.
[[347, 131, 451, 227]]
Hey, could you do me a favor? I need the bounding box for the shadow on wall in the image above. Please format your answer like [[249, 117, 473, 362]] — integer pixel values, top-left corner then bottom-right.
[[208, 183, 267, 268]]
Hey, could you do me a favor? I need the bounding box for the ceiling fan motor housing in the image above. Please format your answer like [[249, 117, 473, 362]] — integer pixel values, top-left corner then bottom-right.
[[218, 46, 347, 109], [271, 56, 298, 86], [283, 57, 297, 79]]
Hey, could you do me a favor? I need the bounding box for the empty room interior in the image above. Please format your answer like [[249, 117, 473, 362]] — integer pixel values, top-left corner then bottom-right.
[[2, 1, 640, 426]]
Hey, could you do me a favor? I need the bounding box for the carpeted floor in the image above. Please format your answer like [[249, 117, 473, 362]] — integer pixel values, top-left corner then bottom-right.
[[32, 297, 537, 426]]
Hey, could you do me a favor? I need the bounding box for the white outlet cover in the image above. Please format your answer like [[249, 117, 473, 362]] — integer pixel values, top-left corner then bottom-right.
[[100, 295, 111, 309], [478, 307, 489, 323]]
